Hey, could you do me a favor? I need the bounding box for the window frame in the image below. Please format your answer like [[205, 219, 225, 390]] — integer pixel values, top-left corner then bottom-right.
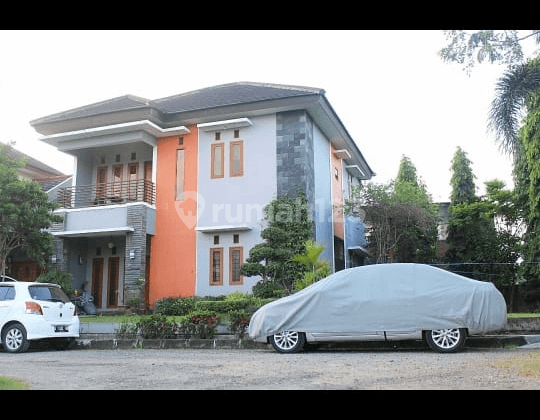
[[229, 246, 244, 285], [176, 148, 186, 201], [210, 247, 224, 285], [211, 143, 225, 179], [229, 140, 244, 177]]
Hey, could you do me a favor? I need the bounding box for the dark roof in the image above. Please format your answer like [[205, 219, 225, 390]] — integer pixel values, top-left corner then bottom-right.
[[34, 175, 72, 192], [150, 82, 324, 113], [30, 95, 150, 126], [2, 142, 64, 177], [30, 83, 322, 127]]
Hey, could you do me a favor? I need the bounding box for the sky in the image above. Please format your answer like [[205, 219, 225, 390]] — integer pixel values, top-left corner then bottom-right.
[[1, 30, 533, 202]]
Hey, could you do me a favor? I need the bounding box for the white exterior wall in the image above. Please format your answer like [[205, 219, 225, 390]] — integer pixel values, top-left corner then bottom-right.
[[196, 114, 277, 296]]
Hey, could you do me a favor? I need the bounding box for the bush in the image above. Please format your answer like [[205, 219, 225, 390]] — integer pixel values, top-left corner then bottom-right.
[[154, 297, 197, 316], [37, 271, 74, 295], [228, 310, 251, 339], [252, 280, 286, 299], [116, 314, 179, 339], [179, 310, 219, 339]]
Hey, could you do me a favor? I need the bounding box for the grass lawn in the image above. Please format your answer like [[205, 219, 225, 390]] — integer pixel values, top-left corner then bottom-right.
[[507, 313, 540, 318], [0, 377, 30, 390]]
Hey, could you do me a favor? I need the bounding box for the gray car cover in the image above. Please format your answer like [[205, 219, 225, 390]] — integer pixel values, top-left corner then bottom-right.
[[248, 263, 507, 340]]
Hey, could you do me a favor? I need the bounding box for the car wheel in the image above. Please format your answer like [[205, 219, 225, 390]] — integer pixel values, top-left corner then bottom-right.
[[2, 323, 30, 353], [424, 328, 466, 353], [270, 331, 306, 353]]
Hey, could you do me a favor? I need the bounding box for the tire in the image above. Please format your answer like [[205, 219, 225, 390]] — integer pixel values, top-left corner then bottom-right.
[[424, 328, 466, 353], [2, 323, 30, 353], [269, 331, 306, 353]]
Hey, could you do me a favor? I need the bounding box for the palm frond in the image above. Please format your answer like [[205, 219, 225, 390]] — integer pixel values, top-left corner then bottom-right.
[[488, 59, 540, 156]]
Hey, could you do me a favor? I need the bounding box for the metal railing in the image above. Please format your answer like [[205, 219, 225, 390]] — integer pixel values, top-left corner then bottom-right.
[[57, 180, 155, 209]]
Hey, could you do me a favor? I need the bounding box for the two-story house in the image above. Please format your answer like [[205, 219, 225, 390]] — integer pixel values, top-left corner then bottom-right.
[[30, 82, 375, 310]]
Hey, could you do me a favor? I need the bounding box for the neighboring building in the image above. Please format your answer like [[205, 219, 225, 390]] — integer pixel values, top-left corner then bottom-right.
[[1, 142, 72, 281], [30, 82, 375, 309], [437, 202, 451, 259]]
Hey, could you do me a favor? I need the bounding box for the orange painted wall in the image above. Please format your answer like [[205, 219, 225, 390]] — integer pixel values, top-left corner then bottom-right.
[[148, 126, 198, 305]]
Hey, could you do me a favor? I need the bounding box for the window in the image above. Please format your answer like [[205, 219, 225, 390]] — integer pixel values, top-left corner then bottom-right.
[[176, 149, 185, 200], [210, 248, 223, 285], [229, 247, 243, 284], [215, 132, 221, 141], [0, 286, 14, 301], [213, 235, 220, 245], [211, 143, 224, 179], [233, 234, 240, 244], [230, 141, 244, 177], [29, 285, 70, 303], [234, 129, 240, 138]]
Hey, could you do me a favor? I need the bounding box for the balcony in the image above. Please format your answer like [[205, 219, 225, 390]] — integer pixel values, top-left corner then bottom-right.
[[57, 179, 155, 209]]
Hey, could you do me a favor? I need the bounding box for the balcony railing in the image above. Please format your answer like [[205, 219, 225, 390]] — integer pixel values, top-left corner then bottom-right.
[[58, 180, 155, 209]]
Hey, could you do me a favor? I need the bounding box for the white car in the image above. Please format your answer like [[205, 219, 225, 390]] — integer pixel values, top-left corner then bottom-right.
[[0, 281, 79, 353]]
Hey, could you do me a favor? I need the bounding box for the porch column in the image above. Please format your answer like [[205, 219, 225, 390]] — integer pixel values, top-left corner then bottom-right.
[[124, 204, 149, 305]]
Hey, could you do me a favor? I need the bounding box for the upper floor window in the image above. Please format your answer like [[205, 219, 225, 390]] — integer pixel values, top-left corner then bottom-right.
[[176, 149, 185, 200], [211, 143, 224, 179], [230, 141, 244, 177]]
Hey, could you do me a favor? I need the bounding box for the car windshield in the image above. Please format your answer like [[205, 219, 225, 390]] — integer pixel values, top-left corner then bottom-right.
[[28, 285, 70, 303]]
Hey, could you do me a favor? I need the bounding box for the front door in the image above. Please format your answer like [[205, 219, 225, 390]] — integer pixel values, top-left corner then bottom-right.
[[107, 257, 120, 307], [143, 161, 152, 204], [128, 163, 138, 201], [96, 167, 108, 201], [92, 258, 104, 308]]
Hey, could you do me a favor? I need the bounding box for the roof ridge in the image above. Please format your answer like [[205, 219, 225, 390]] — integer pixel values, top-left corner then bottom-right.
[[150, 81, 324, 105]]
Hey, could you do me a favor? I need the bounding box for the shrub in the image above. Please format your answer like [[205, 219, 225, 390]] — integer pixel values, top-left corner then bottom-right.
[[228, 310, 251, 339], [37, 271, 75, 296], [116, 315, 179, 339], [252, 280, 286, 299], [154, 297, 197, 316], [180, 310, 219, 339]]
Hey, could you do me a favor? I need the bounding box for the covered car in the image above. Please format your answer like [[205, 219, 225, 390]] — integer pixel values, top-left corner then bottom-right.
[[248, 263, 507, 353]]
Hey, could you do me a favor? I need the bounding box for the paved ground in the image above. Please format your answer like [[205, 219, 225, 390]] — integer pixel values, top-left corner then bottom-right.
[[1, 346, 540, 389]]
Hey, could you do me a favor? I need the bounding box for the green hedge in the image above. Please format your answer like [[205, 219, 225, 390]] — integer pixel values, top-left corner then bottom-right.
[[154, 294, 274, 317]]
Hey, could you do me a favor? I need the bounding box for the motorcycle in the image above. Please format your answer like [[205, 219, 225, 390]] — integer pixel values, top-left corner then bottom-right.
[[71, 290, 98, 315]]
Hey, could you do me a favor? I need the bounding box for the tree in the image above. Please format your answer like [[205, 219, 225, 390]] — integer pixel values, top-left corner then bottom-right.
[[240, 191, 312, 293], [345, 156, 438, 263], [449, 147, 477, 205], [489, 57, 540, 155], [439, 30, 540, 75], [446, 149, 522, 293], [0, 143, 61, 277], [515, 90, 540, 283], [439, 31, 540, 155]]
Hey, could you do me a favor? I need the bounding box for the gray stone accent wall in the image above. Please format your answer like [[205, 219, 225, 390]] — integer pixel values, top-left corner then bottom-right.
[[124, 204, 149, 303], [276, 110, 315, 211]]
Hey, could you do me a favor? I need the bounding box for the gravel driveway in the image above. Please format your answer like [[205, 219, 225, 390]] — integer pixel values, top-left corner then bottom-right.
[[2, 347, 540, 389]]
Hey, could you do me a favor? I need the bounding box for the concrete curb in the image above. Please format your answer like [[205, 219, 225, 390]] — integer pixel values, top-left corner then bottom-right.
[[71, 334, 540, 351], [73, 337, 269, 350]]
